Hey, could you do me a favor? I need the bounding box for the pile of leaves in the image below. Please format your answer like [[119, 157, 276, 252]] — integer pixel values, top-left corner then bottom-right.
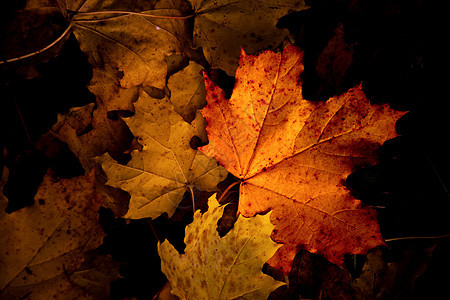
[[1, 0, 449, 299]]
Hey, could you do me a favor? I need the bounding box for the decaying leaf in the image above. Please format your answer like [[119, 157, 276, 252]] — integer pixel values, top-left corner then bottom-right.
[[0, 4, 68, 82], [70, 250, 121, 300], [0, 170, 104, 298], [158, 194, 285, 299], [188, 0, 308, 75], [200, 45, 406, 273], [352, 245, 435, 299], [98, 90, 227, 219]]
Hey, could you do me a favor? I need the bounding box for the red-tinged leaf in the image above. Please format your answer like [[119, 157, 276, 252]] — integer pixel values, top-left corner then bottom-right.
[[200, 45, 406, 273]]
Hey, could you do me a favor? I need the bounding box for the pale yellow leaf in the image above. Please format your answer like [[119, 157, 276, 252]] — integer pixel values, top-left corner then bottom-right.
[[158, 194, 285, 299]]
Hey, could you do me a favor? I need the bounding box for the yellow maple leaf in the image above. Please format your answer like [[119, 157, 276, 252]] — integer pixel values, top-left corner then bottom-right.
[[158, 194, 285, 299], [98, 91, 227, 219]]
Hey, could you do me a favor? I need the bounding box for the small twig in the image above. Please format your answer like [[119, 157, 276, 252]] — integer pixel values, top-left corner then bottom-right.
[[152, 289, 162, 300], [147, 220, 160, 243], [152, 281, 171, 300], [385, 233, 450, 242], [0, 22, 73, 65]]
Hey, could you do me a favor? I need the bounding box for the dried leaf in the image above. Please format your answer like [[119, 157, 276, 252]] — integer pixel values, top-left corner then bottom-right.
[[70, 250, 121, 300], [98, 91, 227, 219], [64, 0, 192, 112], [188, 0, 308, 75], [0, 171, 104, 298], [0, 5, 68, 82], [167, 61, 207, 123], [158, 194, 285, 299], [316, 23, 354, 87], [88, 68, 140, 113], [200, 46, 406, 273], [51, 103, 132, 170]]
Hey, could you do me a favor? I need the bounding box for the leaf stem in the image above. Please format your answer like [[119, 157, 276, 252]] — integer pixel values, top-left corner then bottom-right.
[[0, 22, 73, 65], [385, 233, 450, 242], [188, 185, 195, 213], [147, 220, 160, 243], [217, 180, 241, 204]]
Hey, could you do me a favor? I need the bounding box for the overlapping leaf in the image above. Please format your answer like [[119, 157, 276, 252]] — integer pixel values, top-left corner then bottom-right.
[[0, 170, 104, 298], [158, 194, 284, 299], [61, 0, 192, 112], [51, 103, 132, 169], [98, 91, 227, 219], [167, 61, 207, 123], [200, 46, 407, 273], [188, 0, 308, 75]]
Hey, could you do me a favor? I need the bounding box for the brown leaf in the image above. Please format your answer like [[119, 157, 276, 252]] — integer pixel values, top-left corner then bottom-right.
[[188, 0, 309, 75], [70, 250, 121, 300], [51, 103, 132, 171], [66, 0, 192, 112], [0, 5, 68, 82], [0, 170, 104, 298], [88, 68, 140, 113], [316, 23, 354, 87]]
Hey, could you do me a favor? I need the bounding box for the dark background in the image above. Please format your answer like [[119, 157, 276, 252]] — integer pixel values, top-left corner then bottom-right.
[[1, 0, 449, 299]]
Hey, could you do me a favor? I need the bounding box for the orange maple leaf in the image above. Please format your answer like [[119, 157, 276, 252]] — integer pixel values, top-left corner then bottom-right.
[[200, 46, 406, 273]]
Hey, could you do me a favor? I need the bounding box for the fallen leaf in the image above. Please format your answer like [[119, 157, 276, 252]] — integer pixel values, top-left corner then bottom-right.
[[88, 68, 140, 113], [352, 244, 435, 299], [70, 250, 121, 300], [50, 103, 132, 171], [0, 170, 104, 298], [49, 101, 134, 217], [157, 282, 179, 300], [62, 0, 192, 112], [59, 0, 157, 13], [0, 5, 68, 82], [316, 22, 354, 87], [97, 90, 227, 219], [167, 61, 207, 123], [188, 0, 308, 75], [158, 194, 285, 299], [287, 249, 353, 299], [200, 45, 406, 273]]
